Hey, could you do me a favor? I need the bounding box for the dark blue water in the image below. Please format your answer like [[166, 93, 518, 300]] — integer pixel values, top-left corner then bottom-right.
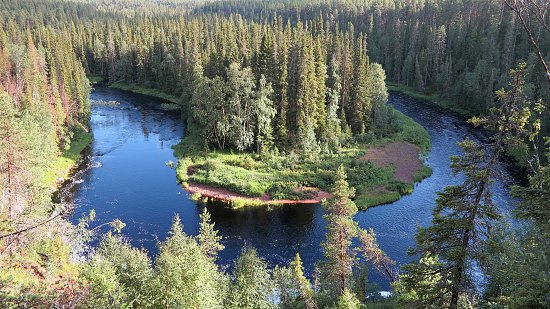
[[61, 88, 516, 290]]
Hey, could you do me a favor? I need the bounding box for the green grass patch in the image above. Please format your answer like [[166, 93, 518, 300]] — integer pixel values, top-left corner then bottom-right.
[[87, 75, 105, 85], [176, 147, 412, 210], [413, 165, 433, 183], [42, 129, 93, 188], [358, 108, 431, 155], [392, 110, 432, 154], [356, 187, 402, 208], [110, 82, 181, 104], [387, 82, 471, 117]]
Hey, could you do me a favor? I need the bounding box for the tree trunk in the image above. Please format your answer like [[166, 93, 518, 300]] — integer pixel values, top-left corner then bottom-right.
[[6, 135, 13, 220], [338, 228, 346, 294]]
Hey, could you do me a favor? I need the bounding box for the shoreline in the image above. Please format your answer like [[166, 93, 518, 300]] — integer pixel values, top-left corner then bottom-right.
[[179, 140, 431, 209], [386, 82, 472, 118], [185, 182, 332, 208], [43, 129, 93, 191]]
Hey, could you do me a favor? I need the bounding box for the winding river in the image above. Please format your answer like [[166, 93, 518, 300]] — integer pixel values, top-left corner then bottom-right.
[[58, 87, 516, 290]]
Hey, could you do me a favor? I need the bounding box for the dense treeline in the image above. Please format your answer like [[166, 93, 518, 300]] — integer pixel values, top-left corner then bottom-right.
[[77, 13, 390, 153], [0, 28, 90, 232], [0, 0, 398, 154], [5, 0, 549, 149], [198, 0, 550, 115]]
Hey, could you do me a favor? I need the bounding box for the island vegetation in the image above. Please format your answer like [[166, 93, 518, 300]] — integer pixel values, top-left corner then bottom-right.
[[0, 0, 549, 308]]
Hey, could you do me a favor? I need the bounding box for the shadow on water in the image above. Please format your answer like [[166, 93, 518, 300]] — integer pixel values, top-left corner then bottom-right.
[[59, 87, 517, 290]]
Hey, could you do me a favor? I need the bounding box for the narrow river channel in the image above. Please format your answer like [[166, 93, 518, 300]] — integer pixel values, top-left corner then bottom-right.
[[57, 87, 517, 290]]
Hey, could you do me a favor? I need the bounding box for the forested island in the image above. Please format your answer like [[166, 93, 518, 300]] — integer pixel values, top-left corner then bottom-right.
[[1, 0, 549, 308]]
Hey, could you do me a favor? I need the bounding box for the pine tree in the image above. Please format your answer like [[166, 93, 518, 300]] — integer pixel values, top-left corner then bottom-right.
[[275, 34, 290, 149], [293, 38, 319, 144], [197, 208, 224, 262], [291, 253, 318, 309], [399, 64, 534, 309], [321, 165, 358, 296]]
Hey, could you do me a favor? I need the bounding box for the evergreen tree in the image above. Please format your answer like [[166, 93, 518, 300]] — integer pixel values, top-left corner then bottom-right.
[[330, 289, 363, 309], [197, 207, 224, 262], [83, 233, 154, 307], [291, 253, 318, 309], [321, 165, 358, 296], [399, 64, 535, 309], [154, 215, 226, 309], [229, 247, 275, 309]]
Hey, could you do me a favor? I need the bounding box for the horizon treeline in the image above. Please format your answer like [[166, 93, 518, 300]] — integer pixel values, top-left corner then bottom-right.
[[198, 0, 550, 114], [1, 0, 395, 154], [3, 0, 549, 152]]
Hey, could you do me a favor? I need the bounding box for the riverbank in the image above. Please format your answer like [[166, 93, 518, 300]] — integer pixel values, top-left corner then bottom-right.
[[90, 80, 181, 111], [186, 183, 332, 208], [175, 110, 432, 210], [42, 129, 93, 190], [386, 82, 472, 117]]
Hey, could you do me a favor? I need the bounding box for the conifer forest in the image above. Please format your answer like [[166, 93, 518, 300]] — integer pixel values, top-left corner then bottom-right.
[[0, 0, 549, 308]]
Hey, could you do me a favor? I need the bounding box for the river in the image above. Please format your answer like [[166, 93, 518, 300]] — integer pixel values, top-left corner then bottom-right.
[[58, 87, 516, 290]]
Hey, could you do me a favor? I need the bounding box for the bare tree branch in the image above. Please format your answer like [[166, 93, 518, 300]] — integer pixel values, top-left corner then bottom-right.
[[504, 0, 550, 86]]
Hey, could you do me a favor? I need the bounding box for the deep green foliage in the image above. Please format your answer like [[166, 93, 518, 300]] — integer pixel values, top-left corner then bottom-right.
[[82, 233, 154, 307]]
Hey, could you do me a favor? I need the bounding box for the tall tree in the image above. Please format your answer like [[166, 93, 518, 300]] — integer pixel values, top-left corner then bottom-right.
[[399, 64, 535, 309], [504, 0, 550, 88], [321, 165, 358, 296], [254, 75, 276, 154], [226, 62, 256, 151]]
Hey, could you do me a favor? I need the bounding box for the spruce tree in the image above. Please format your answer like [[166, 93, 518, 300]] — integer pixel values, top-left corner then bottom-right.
[[154, 215, 226, 309]]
